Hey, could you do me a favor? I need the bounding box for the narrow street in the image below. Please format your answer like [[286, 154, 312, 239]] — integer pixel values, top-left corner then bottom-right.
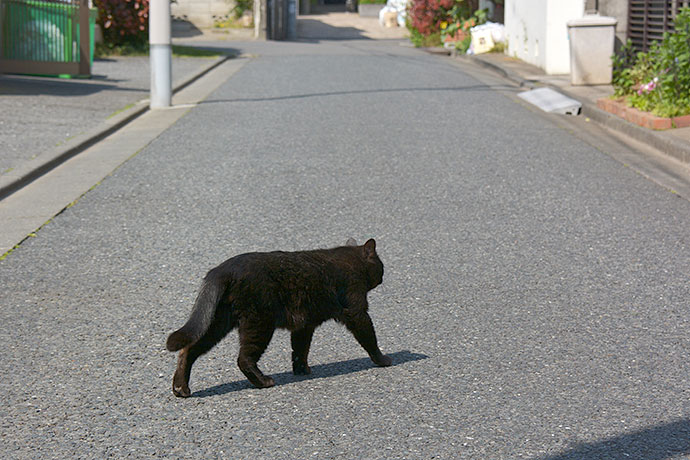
[[1, 27, 689, 459]]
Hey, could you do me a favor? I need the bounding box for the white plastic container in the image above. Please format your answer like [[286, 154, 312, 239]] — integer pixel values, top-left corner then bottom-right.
[[567, 15, 618, 85]]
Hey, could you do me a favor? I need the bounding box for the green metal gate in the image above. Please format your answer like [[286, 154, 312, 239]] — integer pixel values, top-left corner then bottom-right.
[[0, 0, 93, 77]]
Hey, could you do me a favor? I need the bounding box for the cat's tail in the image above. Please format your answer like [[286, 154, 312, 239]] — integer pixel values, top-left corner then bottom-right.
[[166, 273, 226, 352]]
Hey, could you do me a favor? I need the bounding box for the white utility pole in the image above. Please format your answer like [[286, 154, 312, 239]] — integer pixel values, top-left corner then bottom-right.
[[149, 0, 172, 108]]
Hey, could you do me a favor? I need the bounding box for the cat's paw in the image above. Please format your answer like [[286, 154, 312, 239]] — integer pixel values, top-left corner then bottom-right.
[[256, 376, 275, 389], [293, 363, 312, 375], [373, 354, 392, 367], [292, 353, 312, 375], [173, 384, 192, 398]]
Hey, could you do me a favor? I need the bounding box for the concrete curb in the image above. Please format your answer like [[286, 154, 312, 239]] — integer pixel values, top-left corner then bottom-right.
[[0, 54, 230, 201], [462, 54, 537, 89], [463, 54, 690, 166], [576, 99, 690, 165]]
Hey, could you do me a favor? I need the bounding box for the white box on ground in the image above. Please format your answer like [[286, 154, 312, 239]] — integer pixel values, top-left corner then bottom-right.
[[567, 15, 617, 85], [471, 29, 495, 54]]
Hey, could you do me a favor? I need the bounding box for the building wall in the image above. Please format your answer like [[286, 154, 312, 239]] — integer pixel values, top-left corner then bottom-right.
[[583, 0, 627, 48], [505, 0, 585, 74], [597, 0, 628, 47], [172, 0, 234, 29]]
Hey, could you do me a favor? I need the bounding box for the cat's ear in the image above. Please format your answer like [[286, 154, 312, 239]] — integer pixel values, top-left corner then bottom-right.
[[363, 238, 376, 258], [346, 238, 358, 247]]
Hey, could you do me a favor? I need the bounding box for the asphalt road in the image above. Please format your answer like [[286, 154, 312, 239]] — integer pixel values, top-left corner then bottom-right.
[[1, 38, 689, 459]]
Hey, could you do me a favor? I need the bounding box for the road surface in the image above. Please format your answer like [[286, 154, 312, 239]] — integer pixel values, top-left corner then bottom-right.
[[1, 37, 689, 459]]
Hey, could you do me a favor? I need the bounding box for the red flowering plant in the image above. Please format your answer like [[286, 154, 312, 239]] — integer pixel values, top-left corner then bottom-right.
[[440, 14, 475, 46], [407, 0, 476, 47], [95, 0, 150, 48]]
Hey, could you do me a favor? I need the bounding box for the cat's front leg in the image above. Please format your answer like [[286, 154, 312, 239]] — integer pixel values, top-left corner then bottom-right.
[[343, 308, 392, 367], [291, 327, 315, 375]]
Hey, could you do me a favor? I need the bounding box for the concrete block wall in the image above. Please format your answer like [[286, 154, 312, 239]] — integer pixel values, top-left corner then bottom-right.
[[584, 0, 628, 47], [596, 0, 629, 49], [171, 0, 235, 29]]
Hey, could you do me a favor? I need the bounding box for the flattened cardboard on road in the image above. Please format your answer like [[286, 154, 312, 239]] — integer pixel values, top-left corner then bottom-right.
[[518, 87, 582, 115]]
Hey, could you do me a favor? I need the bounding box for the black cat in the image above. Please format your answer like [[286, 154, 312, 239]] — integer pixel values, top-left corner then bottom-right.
[[166, 238, 391, 397]]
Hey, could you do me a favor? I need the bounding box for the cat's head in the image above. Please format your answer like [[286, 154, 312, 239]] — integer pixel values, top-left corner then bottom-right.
[[348, 238, 384, 290]]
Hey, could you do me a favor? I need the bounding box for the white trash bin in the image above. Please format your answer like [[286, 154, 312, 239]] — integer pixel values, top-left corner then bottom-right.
[[567, 15, 617, 85]]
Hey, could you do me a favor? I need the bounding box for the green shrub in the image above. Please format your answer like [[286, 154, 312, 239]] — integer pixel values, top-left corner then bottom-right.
[[408, 27, 442, 48], [612, 7, 690, 118], [406, 0, 486, 48], [611, 39, 637, 96], [94, 0, 149, 49], [407, 0, 459, 40], [231, 0, 253, 19]]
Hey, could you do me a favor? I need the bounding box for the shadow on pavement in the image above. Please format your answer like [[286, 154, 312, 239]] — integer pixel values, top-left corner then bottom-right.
[[200, 84, 517, 105], [0, 75, 144, 96], [297, 18, 370, 41], [172, 19, 205, 38], [535, 418, 690, 460], [193, 350, 429, 397]]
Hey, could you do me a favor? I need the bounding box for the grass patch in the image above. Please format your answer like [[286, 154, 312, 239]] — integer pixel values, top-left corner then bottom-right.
[[172, 45, 223, 58], [107, 102, 137, 119], [490, 41, 506, 53], [409, 28, 442, 48], [95, 42, 148, 58], [213, 17, 253, 29], [95, 43, 224, 59]]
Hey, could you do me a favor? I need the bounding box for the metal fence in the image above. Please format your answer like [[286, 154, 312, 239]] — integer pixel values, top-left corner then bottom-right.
[[0, 0, 91, 76], [628, 0, 690, 51]]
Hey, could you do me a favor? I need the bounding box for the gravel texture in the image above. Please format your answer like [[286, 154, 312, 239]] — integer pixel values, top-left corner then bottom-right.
[[1, 39, 689, 459]]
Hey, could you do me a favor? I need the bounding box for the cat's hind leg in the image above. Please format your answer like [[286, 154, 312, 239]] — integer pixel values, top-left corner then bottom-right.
[[172, 314, 236, 397], [291, 326, 315, 375], [237, 320, 276, 388]]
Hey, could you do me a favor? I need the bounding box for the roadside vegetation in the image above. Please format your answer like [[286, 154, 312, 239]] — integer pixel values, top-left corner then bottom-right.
[[94, 0, 149, 52], [612, 7, 690, 118], [213, 0, 254, 28], [95, 43, 223, 59], [93, 0, 223, 58], [406, 0, 503, 53]]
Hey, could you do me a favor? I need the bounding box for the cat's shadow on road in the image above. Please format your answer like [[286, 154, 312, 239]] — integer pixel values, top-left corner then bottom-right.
[[193, 350, 428, 397]]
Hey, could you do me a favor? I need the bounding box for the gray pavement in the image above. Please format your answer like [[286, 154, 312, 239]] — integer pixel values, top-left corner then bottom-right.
[[467, 52, 690, 166], [0, 54, 236, 204], [1, 15, 690, 460], [0, 55, 229, 175]]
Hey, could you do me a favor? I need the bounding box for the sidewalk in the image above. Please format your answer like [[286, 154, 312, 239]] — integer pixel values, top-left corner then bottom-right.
[[0, 54, 231, 199], [465, 52, 690, 166]]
